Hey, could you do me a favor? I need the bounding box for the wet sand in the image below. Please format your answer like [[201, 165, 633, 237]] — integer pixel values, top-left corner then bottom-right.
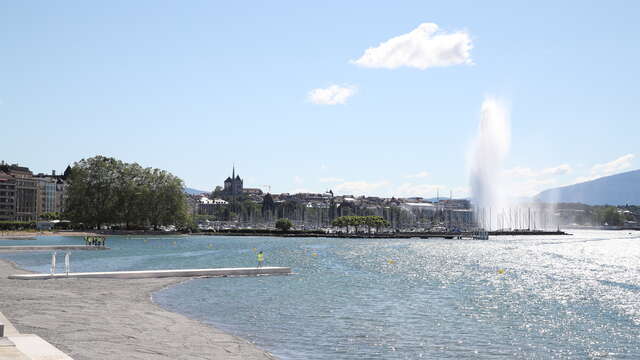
[[0, 259, 276, 359]]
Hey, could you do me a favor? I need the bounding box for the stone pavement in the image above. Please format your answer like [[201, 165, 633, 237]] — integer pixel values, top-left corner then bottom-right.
[[0, 312, 73, 360]]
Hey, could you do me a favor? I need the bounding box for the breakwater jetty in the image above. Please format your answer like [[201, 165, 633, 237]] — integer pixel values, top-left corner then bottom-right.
[[0, 245, 108, 252], [200, 230, 569, 239], [9, 266, 292, 280]]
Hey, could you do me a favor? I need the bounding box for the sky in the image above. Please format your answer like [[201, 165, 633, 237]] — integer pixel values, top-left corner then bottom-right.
[[1, 1, 639, 198]]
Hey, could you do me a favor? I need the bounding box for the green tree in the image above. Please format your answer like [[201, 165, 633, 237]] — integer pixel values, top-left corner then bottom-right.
[[275, 218, 293, 231], [331, 216, 348, 233], [65, 156, 188, 229], [332, 215, 390, 234], [366, 215, 390, 233], [598, 206, 623, 226], [64, 156, 123, 228], [211, 186, 223, 199], [40, 212, 61, 221]]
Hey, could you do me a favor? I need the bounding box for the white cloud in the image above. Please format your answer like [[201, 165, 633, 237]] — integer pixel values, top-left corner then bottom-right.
[[319, 177, 344, 183], [289, 188, 312, 194], [591, 153, 635, 177], [503, 167, 537, 178], [507, 178, 558, 198], [308, 84, 357, 105], [500, 164, 571, 197], [334, 180, 389, 196], [351, 23, 472, 70], [394, 183, 441, 197], [572, 176, 596, 184], [404, 171, 430, 179], [503, 164, 572, 178], [540, 164, 572, 176], [393, 183, 469, 199], [571, 154, 635, 184]]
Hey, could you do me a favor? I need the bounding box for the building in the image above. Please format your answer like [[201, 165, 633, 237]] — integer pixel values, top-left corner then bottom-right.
[[34, 171, 67, 216], [197, 196, 229, 215], [243, 188, 263, 196], [0, 162, 68, 221], [220, 166, 263, 198], [0, 170, 16, 221], [223, 166, 243, 196], [7, 165, 38, 221]]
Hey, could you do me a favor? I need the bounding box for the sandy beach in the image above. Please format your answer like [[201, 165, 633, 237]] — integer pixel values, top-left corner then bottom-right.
[[0, 259, 276, 359]]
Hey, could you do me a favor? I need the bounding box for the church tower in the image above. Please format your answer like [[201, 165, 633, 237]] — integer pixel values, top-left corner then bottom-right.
[[223, 165, 243, 196]]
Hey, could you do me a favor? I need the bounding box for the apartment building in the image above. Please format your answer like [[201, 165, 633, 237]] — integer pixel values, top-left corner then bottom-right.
[[0, 162, 67, 221], [0, 171, 16, 221]]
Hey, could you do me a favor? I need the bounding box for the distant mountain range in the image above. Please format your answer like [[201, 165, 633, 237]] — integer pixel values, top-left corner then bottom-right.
[[535, 169, 640, 205], [184, 187, 207, 195]]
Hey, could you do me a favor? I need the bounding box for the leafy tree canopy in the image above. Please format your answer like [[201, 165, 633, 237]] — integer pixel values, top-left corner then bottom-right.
[[65, 156, 188, 229], [275, 218, 293, 231]]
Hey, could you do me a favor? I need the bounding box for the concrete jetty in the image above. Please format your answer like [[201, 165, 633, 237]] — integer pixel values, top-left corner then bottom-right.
[[9, 266, 292, 280], [0, 245, 108, 252]]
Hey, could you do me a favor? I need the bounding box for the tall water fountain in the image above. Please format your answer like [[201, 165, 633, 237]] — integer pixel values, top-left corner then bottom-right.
[[469, 97, 558, 231], [469, 97, 510, 230]]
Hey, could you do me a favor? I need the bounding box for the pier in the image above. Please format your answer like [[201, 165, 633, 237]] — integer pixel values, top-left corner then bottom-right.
[[8, 266, 292, 280], [0, 245, 108, 252], [206, 230, 569, 239]]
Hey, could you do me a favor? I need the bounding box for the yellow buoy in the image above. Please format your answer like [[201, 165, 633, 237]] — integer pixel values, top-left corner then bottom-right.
[[253, 248, 257, 252], [387, 260, 396, 264], [172, 241, 177, 245], [497, 269, 505, 274], [208, 244, 213, 248], [312, 253, 318, 257]]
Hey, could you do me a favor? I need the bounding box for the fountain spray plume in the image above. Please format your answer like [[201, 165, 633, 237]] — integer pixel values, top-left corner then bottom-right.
[[469, 96, 510, 230]]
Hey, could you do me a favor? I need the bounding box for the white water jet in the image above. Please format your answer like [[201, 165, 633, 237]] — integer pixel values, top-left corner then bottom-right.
[[469, 97, 510, 230]]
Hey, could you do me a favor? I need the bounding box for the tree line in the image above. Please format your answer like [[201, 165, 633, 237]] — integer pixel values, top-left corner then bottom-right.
[[65, 156, 188, 229], [331, 216, 390, 234]]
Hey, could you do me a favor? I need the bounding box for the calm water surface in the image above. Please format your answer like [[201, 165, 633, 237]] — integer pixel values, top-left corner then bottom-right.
[[2, 230, 640, 359]]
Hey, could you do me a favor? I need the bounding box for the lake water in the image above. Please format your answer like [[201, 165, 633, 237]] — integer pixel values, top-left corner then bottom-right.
[[3, 230, 640, 359]]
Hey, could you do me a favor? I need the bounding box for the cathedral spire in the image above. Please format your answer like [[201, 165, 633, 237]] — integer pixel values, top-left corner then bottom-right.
[[232, 164, 235, 179]]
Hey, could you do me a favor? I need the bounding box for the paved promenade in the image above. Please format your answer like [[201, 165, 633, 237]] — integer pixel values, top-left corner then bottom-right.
[[0, 245, 108, 252], [0, 259, 278, 359], [9, 266, 292, 280], [0, 312, 73, 360]]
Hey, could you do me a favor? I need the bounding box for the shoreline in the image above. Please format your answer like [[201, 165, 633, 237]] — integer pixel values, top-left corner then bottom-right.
[[0, 258, 277, 359], [1, 229, 574, 240]]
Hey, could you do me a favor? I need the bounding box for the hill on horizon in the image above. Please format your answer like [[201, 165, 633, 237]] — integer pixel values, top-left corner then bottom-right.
[[184, 187, 207, 195], [535, 169, 640, 205]]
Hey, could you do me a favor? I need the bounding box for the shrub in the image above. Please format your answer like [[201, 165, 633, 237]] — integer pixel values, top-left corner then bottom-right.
[[275, 218, 293, 232]]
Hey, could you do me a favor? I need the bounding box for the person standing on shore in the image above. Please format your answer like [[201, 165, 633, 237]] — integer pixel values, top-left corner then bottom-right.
[[257, 251, 264, 268]]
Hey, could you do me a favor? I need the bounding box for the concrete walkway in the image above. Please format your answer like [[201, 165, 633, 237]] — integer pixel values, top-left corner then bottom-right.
[[9, 266, 292, 280], [0, 312, 73, 360], [0, 245, 108, 252]]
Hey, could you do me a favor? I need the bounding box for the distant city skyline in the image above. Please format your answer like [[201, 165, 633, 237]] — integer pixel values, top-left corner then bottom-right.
[[2, 1, 638, 198]]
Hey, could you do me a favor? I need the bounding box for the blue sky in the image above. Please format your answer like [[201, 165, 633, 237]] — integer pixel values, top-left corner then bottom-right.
[[1, 1, 639, 197]]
